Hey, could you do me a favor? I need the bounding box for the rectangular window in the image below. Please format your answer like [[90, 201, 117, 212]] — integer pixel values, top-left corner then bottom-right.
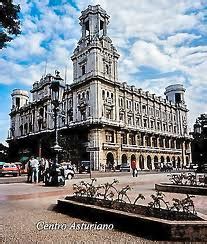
[[82, 65, 86, 75], [121, 133, 127, 144], [119, 113, 124, 121], [175, 93, 181, 103], [105, 131, 114, 143], [129, 134, 135, 145], [16, 97, 20, 107], [143, 119, 147, 128], [128, 116, 132, 125], [150, 121, 154, 129]]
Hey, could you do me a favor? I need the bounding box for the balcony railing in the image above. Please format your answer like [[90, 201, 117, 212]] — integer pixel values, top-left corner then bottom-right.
[[103, 143, 120, 150]]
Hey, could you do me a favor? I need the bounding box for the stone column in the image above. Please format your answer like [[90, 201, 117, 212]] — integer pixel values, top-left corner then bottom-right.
[[157, 137, 160, 148], [174, 139, 176, 149], [142, 134, 146, 147], [126, 132, 129, 145], [116, 131, 122, 166], [151, 156, 155, 170], [135, 133, 138, 146], [181, 141, 186, 167], [143, 156, 148, 170], [163, 137, 166, 148], [188, 141, 192, 164], [150, 135, 153, 147], [89, 128, 102, 171]]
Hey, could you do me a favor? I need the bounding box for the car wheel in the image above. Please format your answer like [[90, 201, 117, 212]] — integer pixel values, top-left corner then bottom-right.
[[13, 173, 18, 177], [67, 174, 72, 180]]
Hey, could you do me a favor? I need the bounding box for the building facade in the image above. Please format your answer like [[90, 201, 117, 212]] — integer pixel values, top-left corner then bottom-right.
[[7, 5, 192, 170]]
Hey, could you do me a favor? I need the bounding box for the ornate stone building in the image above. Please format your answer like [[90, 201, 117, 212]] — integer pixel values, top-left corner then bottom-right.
[[7, 5, 192, 170]]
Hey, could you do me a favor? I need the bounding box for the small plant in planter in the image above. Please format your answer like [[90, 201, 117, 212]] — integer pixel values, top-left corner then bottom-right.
[[168, 173, 187, 185], [168, 172, 198, 186], [116, 185, 132, 204], [70, 178, 199, 221], [186, 173, 197, 186], [97, 179, 119, 201], [148, 190, 169, 210], [171, 194, 196, 215], [73, 178, 102, 198], [133, 194, 145, 205]]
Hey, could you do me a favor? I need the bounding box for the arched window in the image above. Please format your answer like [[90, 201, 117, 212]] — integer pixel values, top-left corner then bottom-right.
[[139, 155, 144, 170], [121, 154, 128, 166], [147, 156, 152, 170]]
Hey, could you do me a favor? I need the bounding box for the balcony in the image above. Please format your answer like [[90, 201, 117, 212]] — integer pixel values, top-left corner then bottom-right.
[[121, 144, 138, 151], [103, 143, 119, 150], [104, 97, 114, 106], [121, 144, 182, 154]]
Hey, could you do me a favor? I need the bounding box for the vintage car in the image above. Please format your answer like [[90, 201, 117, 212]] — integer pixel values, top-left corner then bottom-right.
[[0, 163, 19, 177], [79, 161, 91, 173], [61, 163, 75, 180]]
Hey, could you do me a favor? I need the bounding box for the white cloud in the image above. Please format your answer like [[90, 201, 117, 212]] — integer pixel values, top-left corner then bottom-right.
[[0, 0, 207, 144]]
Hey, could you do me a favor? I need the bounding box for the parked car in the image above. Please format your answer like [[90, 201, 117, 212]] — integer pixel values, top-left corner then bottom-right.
[[61, 163, 75, 180], [120, 165, 130, 172], [115, 165, 121, 171], [166, 162, 173, 171], [79, 161, 91, 173], [160, 162, 173, 172], [190, 164, 199, 170], [0, 162, 5, 172], [0, 163, 19, 177]]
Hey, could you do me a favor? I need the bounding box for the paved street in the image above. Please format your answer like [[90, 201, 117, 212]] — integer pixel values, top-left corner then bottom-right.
[[0, 172, 207, 243]]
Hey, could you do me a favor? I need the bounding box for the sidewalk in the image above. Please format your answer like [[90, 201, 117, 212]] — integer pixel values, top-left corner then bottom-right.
[[0, 169, 189, 184]]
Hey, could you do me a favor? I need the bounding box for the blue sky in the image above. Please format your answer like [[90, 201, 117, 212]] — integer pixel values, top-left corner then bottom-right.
[[0, 0, 207, 144]]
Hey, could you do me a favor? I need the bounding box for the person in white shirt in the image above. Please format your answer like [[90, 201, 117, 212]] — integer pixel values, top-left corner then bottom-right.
[[30, 156, 39, 183]]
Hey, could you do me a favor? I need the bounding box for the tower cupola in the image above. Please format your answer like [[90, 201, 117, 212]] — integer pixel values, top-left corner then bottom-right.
[[71, 5, 119, 83]]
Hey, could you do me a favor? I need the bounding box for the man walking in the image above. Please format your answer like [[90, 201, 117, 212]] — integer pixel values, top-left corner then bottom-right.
[[27, 157, 32, 183], [131, 160, 138, 177]]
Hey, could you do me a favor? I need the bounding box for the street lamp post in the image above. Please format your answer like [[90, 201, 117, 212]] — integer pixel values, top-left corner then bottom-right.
[[46, 70, 65, 186]]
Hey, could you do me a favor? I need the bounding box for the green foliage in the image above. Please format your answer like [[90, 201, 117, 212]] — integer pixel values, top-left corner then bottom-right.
[[0, 0, 21, 49]]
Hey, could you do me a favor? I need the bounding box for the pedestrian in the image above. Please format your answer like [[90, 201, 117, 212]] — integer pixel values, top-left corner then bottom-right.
[[39, 158, 44, 182], [27, 157, 32, 183], [131, 160, 138, 177], [30, 156, 39, 183]]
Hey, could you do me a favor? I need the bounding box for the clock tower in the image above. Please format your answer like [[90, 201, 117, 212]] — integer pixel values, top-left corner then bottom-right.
[[71, 5, 120, 83]]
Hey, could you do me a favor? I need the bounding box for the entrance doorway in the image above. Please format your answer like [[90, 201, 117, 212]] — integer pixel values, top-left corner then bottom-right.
[[139, 155, 144, 170], [106, 152, 114, 170]]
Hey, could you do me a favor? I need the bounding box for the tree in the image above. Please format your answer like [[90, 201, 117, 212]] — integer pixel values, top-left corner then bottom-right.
[[0, 143, 8, 162], [0, 0, 21, 49]]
